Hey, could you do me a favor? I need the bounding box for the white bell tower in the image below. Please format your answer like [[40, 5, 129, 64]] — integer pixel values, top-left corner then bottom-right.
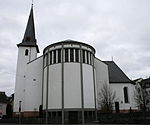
[[13, 5, 39, 113]]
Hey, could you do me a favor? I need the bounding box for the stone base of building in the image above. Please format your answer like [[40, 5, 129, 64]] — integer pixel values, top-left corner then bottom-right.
[[13, 111, 39, 118], [13, 110, 96, 124]]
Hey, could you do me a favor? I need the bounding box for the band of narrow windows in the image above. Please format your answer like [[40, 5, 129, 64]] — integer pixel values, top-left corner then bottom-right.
[[44, 48, 94, 67]]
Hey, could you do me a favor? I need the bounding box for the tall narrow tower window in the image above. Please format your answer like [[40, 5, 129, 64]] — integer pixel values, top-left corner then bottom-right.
[[89, 53, 91, 64], [124, 87, 129, 103], [25, 49, 29, 56], [65, 49, 69, 62], [50, 51, 52, 65], [53, 50, 56, 64], [87, 51, 89, 64], [82, 50, 85, 63], [58, 49, 61, 63], [70, 48, 74, 62], [75, 49, 79, 62]]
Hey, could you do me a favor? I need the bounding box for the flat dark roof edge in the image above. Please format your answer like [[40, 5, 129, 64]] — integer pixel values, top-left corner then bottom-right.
[[43, 40, 96, 54]]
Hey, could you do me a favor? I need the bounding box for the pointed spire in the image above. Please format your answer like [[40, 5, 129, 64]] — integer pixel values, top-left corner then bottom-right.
[[23, 5, 35, 43], [17, 5, 39, 53]]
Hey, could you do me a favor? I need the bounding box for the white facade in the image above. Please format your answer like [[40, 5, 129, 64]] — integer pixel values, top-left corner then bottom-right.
[[14, 46, 38, 113], [42, 42, 96, 111], [48, 64, 62, 109], [110, 83, 137, 111], [14, 40, 138, 116], [24, 56, 43, 112], [94, 58, 109, 93], [64, 63, 81, 108]]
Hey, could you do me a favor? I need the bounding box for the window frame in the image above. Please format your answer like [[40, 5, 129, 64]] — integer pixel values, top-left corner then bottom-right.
[[124, 87, 129, 103], [25, 49, 29, 56]]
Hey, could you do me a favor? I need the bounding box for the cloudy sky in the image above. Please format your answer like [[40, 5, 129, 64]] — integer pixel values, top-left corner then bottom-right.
[[0, 0, 150, 95]]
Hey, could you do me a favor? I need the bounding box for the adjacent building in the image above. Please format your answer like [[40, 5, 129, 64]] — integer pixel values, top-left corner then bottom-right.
[[135, 77, 150, 111], [0, 92, 9, 118]]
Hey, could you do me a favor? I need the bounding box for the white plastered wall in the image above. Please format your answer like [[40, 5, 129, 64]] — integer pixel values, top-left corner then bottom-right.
[[94, 58, 109, 108], [43, 68, 47, 110], [83, 64, 95, 108], [24, 56, 43, 112], [48, 64, 62, 109], [64, 63, 81, 108], [110, 83, 138, 110], [29, 47, 37, 61], [14, 47, 37, 112]]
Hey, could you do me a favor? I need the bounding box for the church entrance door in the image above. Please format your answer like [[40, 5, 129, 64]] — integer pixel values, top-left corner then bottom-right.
[[115, 102, 120, 113]]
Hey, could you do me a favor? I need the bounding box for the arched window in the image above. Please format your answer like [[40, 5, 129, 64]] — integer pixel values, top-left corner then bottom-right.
[[25, 49, 28, 56], [124, 87, 129, 103]]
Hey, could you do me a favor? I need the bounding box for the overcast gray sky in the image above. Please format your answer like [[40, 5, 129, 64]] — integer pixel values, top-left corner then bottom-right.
[[0, 0, 150, 95]]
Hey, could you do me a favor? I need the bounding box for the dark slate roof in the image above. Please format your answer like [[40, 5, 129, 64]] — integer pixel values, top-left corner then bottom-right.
[[17, 6, 39, 53], [103, 61, 132, 83]]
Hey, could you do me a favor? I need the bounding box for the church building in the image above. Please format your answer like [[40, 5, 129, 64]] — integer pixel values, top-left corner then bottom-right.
[[13, 6, 138, 123]]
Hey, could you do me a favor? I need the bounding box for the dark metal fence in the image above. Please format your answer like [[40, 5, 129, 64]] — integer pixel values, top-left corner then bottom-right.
[[0, 112, 150, 124], [97, 112, 150, 124]]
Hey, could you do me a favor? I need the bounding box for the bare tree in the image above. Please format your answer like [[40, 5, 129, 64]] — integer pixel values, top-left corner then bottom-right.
[[134, 87, 146, 112], [97, 84, 116, 113]]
